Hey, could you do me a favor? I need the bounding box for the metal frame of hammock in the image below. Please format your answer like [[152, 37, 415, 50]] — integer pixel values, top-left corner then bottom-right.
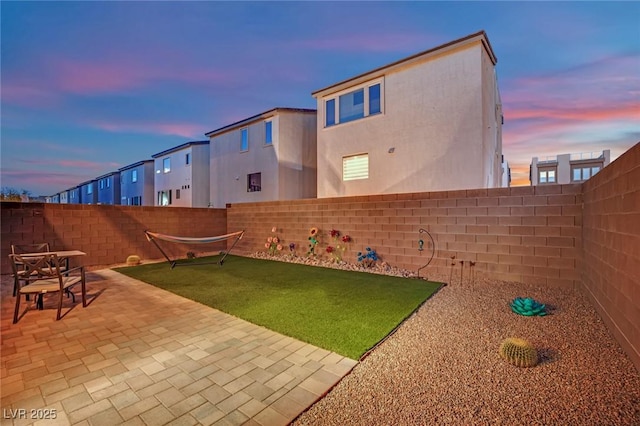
[[144, 230, 245, 269]]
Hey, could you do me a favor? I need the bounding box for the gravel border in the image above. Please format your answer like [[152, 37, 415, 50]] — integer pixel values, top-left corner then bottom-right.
[[291, 279, 640, 425], [249, 254, 640, 425]]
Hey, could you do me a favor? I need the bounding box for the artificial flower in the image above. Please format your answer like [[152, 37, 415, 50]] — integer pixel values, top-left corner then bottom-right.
[[267, 237, 273, 243], [272, 226, 277, 233], [342, 235, 351, 243], [273, 237, 279, 244], [265, 243, 270, 249], [330, 229, 340, 238], [277, 244, 283, 251], [309, 227, 318, 236], [326, 246, 334, 253]]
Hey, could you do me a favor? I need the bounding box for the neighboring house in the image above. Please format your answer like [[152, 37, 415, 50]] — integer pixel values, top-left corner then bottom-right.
[[152, 141, 210, 207], [59, 190, 69, 204], [312, 30, 503, 198], [46, 194, 59, 203], [79, 180, 97, 204], [206, 108, 317, 208], [68, 187, 81, 204], [96, 171, 121, 205], [119, 160, 155, 206], [530, 150, 610, 185]]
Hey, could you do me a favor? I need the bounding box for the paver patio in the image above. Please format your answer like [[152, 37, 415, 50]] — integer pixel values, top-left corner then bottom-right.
[[0, 269, 357, 425]]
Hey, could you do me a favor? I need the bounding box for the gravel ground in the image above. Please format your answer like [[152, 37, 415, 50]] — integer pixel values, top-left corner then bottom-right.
[[253, 252, 640, 425]]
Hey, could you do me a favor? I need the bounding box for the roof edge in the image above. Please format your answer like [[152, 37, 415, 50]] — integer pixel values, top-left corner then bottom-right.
[[205, 107, 316, 138], [312, 30, 496, 97], [151, 140, 209, 158]]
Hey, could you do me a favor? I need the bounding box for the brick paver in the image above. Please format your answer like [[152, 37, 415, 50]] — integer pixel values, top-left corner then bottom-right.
[[1, 269, 357, 425]]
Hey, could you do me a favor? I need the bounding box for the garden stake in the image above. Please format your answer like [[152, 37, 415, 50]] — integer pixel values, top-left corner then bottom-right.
[[449, 255, 456, 285], [459, 260, 464, 287]]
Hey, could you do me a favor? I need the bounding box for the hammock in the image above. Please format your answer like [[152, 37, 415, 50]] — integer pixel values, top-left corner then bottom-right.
[[144, 229, 244, 268]]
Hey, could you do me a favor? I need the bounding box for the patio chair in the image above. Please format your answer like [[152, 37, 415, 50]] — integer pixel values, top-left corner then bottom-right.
[[11, 243, 51, 297], [10, 253, 87, 323]]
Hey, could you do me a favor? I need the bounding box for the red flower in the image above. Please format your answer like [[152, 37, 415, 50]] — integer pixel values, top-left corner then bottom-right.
[[330, 229, 340, 238], [342, 235, 351, 243], [326, 246, 334, 253]]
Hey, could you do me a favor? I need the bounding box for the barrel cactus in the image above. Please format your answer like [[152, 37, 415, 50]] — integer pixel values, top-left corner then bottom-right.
[[126, 255, 141, 266], [510, 297, 546, 316], [499, 337, 538, 367]]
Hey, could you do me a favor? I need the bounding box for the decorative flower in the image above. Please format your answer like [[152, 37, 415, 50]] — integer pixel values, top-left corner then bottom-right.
[[265, 243, 270, 249], [277, 244, 283, 251], [326, 246, 334, 253], [342, 235, 351, 243], [309, 227, 319, 237], [330, 229, 340, 238], [267, 236, 273, 243], [272, 226, 277, 233], [289, 242, 295, 251], [273, 237, 279, 244]]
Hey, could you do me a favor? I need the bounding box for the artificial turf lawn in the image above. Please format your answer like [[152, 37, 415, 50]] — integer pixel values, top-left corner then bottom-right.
[[114, 255, 442, 359]]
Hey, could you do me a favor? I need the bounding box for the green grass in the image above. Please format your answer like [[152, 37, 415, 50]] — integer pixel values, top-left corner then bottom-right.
[[114, 255, 442, 359]]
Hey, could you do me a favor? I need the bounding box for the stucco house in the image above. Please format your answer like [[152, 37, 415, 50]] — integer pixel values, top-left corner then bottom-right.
[[312, 30, 503, 197], [530, 150, 610, 185], [205, 108, 317, 208], [96, 171, 121, 205], [79, 180, 97, 204], [152, 141, 210, 207], [119, 160, 155, 206]]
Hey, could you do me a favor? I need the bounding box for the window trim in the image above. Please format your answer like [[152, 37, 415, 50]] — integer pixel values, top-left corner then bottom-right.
[[323, 78, 383, 128], [240, 127, 249, 152], [538, 168, 556, 185], [247, 172, 262, 192], [342, 153, 369, 181], [163, 157, 171, 174], [265, 121, 273, 146]]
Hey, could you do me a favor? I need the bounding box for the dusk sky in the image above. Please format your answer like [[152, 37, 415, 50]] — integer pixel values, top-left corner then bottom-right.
[[1, 1, 638, 196]]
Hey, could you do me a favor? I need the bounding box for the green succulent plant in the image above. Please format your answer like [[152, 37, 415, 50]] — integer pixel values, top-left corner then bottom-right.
[[499, 337, 538, 368], [510, 297, 546, 316]]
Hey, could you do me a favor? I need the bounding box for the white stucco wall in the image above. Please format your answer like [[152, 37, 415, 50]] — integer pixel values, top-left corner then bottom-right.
[[209, 110, 316, 208], [315, 38, 502, 198], [154, 143, 210, 207]]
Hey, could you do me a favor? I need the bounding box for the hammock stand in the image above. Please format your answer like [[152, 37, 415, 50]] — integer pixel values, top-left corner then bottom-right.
[[144, 230, 245, 269]]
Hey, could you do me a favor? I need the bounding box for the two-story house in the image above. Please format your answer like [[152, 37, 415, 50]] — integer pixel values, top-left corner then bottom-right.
[[119, 160, 155, 206], [312, 30, 503, 197], [96, 171, 121, 205], [152, 141, 210, 207], [79, 180, 97, 204], [530, 150, 610, 185], [205, 108, 317, 208]]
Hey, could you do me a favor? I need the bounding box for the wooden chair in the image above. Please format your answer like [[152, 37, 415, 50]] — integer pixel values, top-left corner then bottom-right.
[[10, 253, 87, 323], [11, 243, 51, 297]]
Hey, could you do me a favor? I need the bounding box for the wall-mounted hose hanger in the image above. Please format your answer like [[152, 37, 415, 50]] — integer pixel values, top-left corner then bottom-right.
[[417, 228, 436, 278]]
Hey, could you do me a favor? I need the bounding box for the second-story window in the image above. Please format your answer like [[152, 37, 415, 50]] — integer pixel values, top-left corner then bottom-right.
[[185, 153, 191, 165], [539, 169, 556, 184], [325, 80, 383, 127], [265, 121, 273, 145], [241, 128, 249, 151], [163, 158, 171, 173], [132, 170, 138, 183]]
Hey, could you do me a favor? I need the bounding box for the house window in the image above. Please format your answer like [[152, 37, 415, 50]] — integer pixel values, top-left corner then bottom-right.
[[343, 154, 369, 181], [247, 172, 261, 192], [158, 190, 172, 206], [132, 170, 138, 183], [539, 169, 556, 184], [87, 185, 92, 194], [325, 99, 336, 126], [265, 121, 273, 145], [99, 179, 104, 189], [176, 189, 181, 199], [241, 128, 249, 151], [339, 88, 364, 123], [130, 196, 142, 206], [185, 153, 191, 165], [572, 166, 600, 182], [163, 158, 171, 173], [325, 80, 383, 127], [106, 178, 110, 188]]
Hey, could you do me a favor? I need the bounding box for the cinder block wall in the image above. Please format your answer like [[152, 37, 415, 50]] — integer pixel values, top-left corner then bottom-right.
[[0, 203, 227, 272], [581, 142, 640, 371], [227, 184, 583, 288]]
